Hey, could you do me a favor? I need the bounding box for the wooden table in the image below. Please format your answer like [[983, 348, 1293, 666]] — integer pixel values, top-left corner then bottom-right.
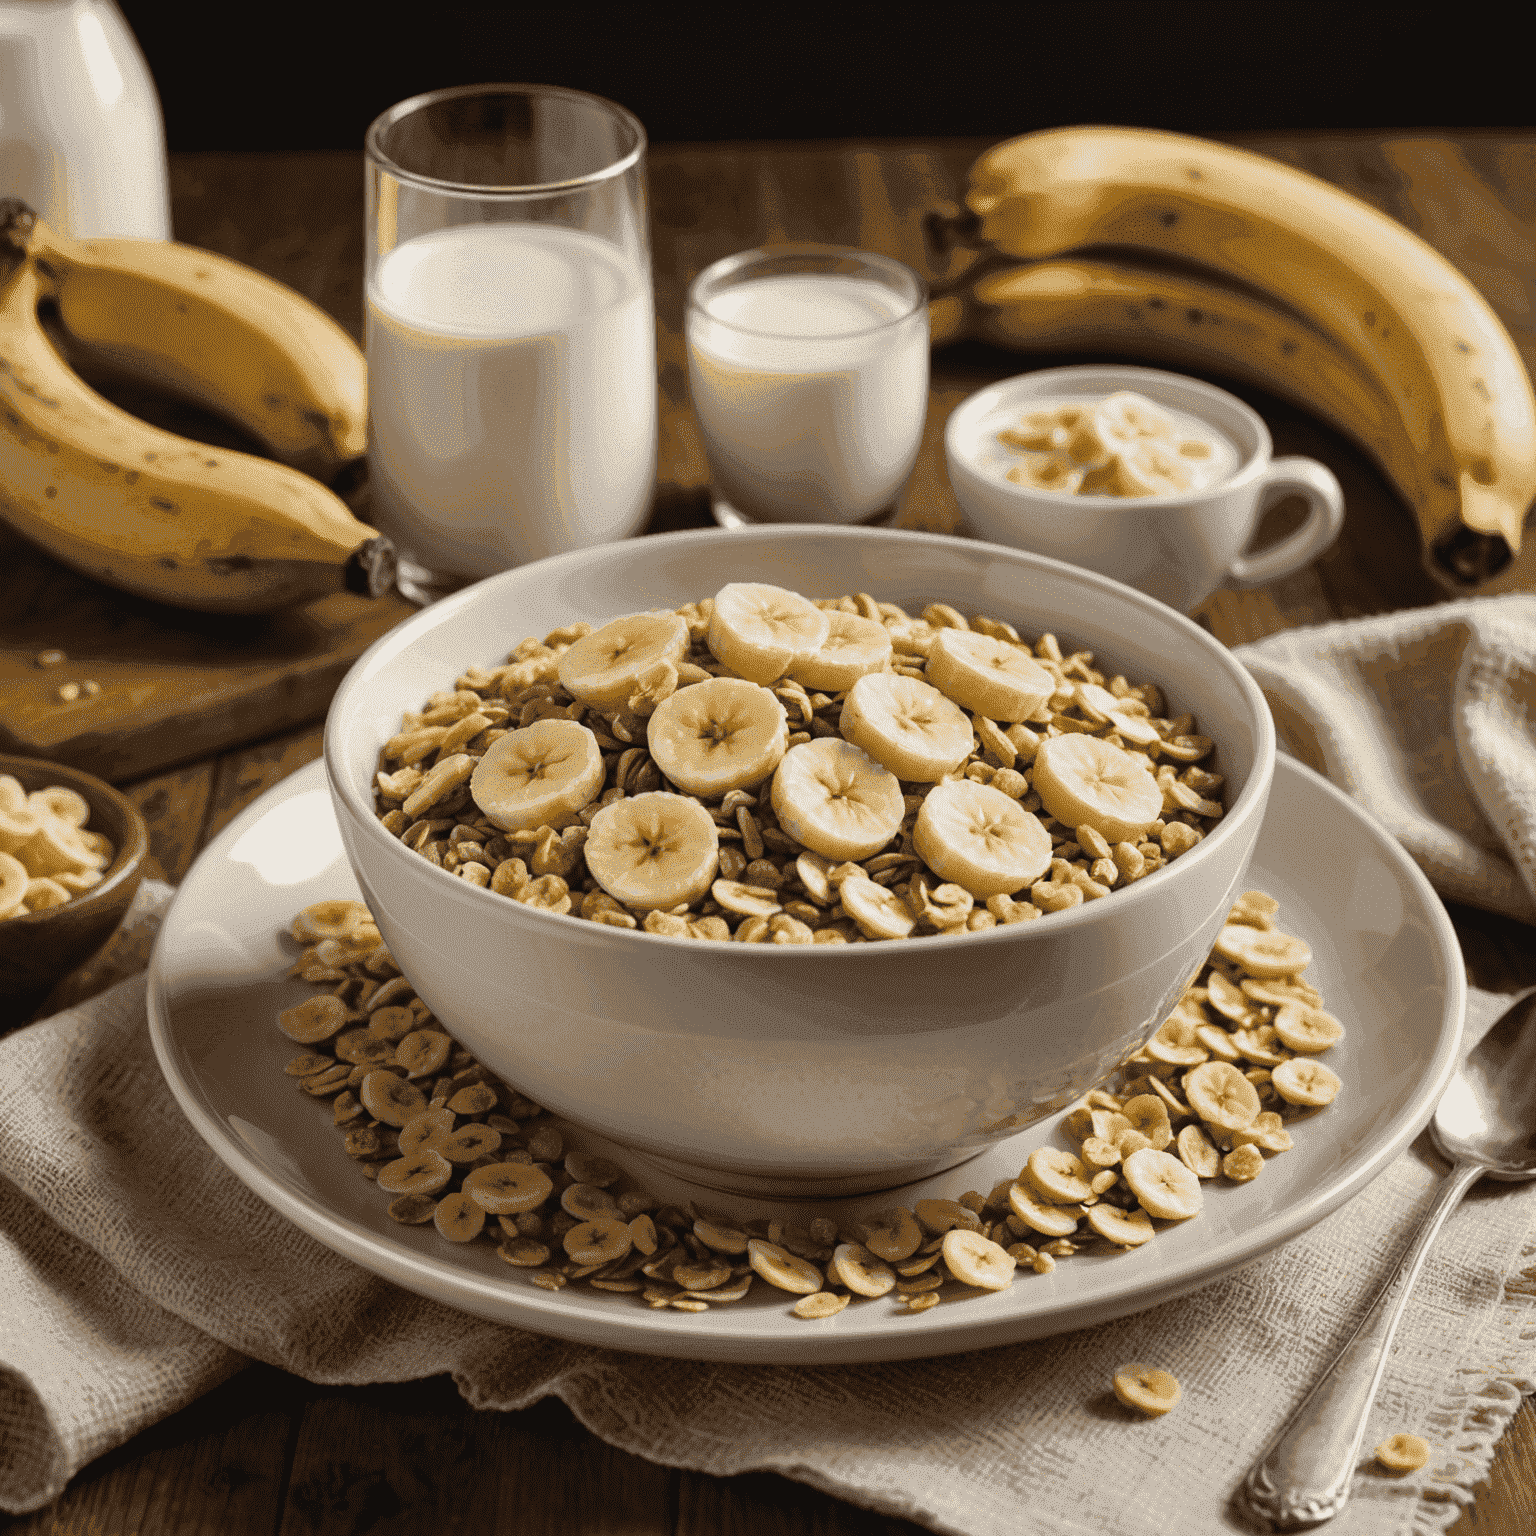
[[5, 134, 1535, 1536]]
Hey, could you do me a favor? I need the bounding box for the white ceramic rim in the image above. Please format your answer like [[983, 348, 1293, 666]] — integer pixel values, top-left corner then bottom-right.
[[322, 524, 1277, 961], [145, 752, 1466, 1364], [944, 363, 1274, 508]]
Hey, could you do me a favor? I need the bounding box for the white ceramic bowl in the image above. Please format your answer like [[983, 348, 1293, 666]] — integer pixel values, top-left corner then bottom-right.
[[324, 526, 1275, 1198]]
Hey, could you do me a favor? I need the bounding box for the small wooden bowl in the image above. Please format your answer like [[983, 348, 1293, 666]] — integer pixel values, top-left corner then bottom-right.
[[0, 753, 149, 1028]]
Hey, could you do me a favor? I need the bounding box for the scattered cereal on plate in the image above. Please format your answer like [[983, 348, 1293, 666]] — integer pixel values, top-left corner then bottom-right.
[[270, 887, 1343, 1323]]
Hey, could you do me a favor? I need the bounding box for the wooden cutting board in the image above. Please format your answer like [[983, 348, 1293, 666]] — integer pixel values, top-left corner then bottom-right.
[[0, 373, 417, 786]]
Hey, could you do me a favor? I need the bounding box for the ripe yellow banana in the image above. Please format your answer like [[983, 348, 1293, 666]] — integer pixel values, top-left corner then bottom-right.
[[0, 254, 393, 614], [967, 257, 1400, 495], [6, 201, 366, 482], [961, 127, 1536, 582]]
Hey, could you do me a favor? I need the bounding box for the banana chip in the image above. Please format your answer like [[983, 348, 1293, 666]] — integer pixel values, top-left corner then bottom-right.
[[1113, 1364, 1181, 1416], [831, 1242, 897, 1297], [1375, 1433, 1431, 1473]]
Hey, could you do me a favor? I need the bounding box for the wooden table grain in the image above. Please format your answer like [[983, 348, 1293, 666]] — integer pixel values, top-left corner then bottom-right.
[[5, 134, 1536, 1536]]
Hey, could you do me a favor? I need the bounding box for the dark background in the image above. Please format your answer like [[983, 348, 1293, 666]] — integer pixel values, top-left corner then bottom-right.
[[120, 2, 1527, 151]]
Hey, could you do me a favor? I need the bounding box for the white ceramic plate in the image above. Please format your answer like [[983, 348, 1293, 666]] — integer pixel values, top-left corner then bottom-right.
[[147, 753, 1463, 1364]]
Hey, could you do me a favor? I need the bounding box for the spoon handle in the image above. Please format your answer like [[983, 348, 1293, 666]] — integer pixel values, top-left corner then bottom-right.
[[1242, 1157, 1486, 1529]]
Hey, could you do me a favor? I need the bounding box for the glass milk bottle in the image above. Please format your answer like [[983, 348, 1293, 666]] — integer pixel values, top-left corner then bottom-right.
[[0, 0, 171, 238]]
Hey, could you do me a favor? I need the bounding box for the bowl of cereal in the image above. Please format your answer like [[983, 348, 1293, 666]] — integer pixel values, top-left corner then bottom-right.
[[324, 526, 1275, 1197], [0, 754, 149, 1028]]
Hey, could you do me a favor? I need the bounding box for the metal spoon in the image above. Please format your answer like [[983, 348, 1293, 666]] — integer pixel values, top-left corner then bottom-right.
[[1242, 987, 1536, 1530]]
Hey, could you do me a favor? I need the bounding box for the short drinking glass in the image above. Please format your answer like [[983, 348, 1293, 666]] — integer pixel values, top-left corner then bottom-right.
[[685, 246, 928, 527], [365, 83, 657, 603]]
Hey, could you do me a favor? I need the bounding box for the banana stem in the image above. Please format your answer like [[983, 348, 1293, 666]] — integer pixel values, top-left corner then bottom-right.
[[345, 536, 400, 600]]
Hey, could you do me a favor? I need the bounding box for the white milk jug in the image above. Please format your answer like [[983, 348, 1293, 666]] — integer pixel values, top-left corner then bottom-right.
[[0, 0, 170, 238]]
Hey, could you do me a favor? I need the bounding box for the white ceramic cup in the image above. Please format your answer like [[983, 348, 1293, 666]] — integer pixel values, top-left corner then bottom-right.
[[945, 364, 1345, 613]]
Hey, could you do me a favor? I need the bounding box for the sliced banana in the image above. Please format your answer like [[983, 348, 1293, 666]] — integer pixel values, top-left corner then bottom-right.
[[584, 792, 719, 913], [708, 582, 830, 685], [647, 677, 788, 797], [1024, 1147, 1092, 1204], [278, 993, 351, 1045], [1271, 1058, 1342, 1107], [1112, 1363, 1182, 1417], [1176, 1122, 1221, 1178], [770, 738, 904, 861], [0, 851, 28, 914], [831, 1242, 897, 1297], [1030, 733, 1162, 844], [857, 1206, 924, 1262], [1079, 439, 1194, 497], [941, 1229, 1016, 1290], [792, 611, 893, 692], [925, 627, 1057, 723], [838, 874, 915, 940], [1007, 1181, 1080, 1237], [747, 1238, 824, 1294], [1085, 1204, 1155, 1246], [914, 779, 1051, 897], [1273, 1002, 1345, 1053], [1182, 1061, 1261, 1131], [1119, 1094, 1173, 1150], [1120, 1148, 1203, 1219], [433, 1191, 486, 1243], [463, 1161, 555, 1214], [1214, 924, 1313, 977], [557, 610, 689, 708], [471, 718, 605, 832], [840, 673, 974, 783]]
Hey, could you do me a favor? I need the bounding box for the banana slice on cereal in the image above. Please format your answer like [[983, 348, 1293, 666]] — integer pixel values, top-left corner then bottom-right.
[[914, 780, 1052, 897], [708, 583, 830, 686], [791, 611, 893, 692], [471, 718, 605, 832], [647, 677, 788, 797], [583, 792, 720, 912], [839, 673, 974, 783], [837, 874, 915, 940], [1030, 734, 1162, 844], [770, 738, 905, 861], [556, 611, 689, 708], [925, 628, 1057, 723]]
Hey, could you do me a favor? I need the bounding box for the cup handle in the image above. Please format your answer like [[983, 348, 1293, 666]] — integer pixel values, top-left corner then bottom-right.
[[1225, 457, 1345, 589]]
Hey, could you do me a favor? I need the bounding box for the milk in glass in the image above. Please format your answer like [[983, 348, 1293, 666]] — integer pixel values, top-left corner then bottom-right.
[[687, 271, 928, 524], [366, 222, 656, 576]]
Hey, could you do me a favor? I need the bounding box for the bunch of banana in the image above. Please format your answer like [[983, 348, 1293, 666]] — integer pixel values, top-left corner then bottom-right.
[[0, 199, 391, 613], [929, 127, 1536, 593]]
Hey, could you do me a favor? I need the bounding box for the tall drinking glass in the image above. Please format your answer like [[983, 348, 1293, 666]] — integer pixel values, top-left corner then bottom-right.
[[685, 246, 928, 527], [365, 84, 656, 603]]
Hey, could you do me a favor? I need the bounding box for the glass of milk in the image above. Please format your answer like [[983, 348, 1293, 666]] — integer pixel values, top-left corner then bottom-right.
[[685, 246, 928, 527], [365, 84, 657, 603]]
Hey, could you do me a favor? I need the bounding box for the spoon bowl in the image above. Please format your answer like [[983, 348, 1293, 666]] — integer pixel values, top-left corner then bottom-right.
[[1430, 987, 1536, 1179]]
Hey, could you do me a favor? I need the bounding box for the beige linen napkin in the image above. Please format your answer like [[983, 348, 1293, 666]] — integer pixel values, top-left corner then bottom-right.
[[5, 593, 1536, 1535]]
